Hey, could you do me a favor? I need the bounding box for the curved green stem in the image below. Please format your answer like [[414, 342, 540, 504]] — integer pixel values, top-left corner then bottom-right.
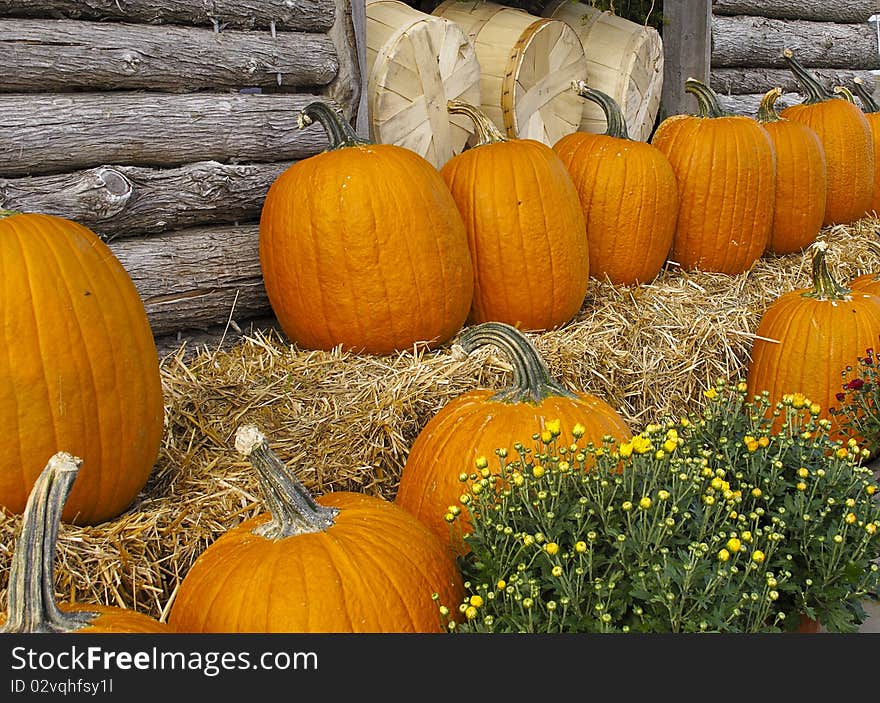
[[1, 453, 96, 633], [571, 80, 631, 140], [297, 102, 370, 151], [853, 77, 879, 114], [757, 87, 784, 124], [782, 48, 834, 105], [685, 77, 729, 118], [0, 209, 20, 219], [833, 85, 856, 104], [801, 241, 851, 301], [234, 425, 338, 540], [447, 99, 507, 147], [458, 322, 577, 404]]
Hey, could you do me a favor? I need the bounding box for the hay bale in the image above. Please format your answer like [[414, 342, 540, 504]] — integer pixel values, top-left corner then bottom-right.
[[2, 218, 879, 622]]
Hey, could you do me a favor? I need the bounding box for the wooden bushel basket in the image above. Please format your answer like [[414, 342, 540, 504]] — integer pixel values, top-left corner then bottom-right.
[[365, 0, 482, 169], [543, 0, 664, 142], [432, 0, 588, 146]]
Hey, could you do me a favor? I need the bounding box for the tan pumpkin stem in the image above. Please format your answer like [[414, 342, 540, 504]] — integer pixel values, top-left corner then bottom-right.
[[1, 453, 96, 633], [757, 87, 784, 124], [802, 241, 851, 301], [298, 101, 370, 151], [234, 425, 338, 539], [833, 86, 856, 104], [458, 322, 578, 404], [853, 77, 880, 114], [447, 99, 507, 147], [571, 80, 631, 140], [782, 48, 835, 105], [685, 77, 729, 118]]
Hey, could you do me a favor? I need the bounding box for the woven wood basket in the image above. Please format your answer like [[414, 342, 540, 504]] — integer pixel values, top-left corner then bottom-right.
[[542, 0, 664, 142], [365, 0, 482, 169], [432, 0, 588, 146]]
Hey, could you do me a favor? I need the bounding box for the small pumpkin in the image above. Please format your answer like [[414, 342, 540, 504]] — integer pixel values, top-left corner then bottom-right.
[[755, 86, 827, 255], [849, 239, 880, 296], [553, 82, 678, 286], [779, 49, 873, 226], [259, 102, 474, 355], [439, 99, 589, 332], [168, 425, 464, 633], [852, 76, 880, 218], [0, 453, 171, 633], [650, 78, 776, 275], [0, 211, 164, 525], [394, 321, 632, 555], [746, 241, 880, 442]]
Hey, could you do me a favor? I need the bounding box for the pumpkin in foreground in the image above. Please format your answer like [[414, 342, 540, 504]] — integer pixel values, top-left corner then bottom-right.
[[554, 82, 678, 286], [0, 211, 164, 525], [0, 452, 171, 633], [258, 102, 474, 355], [394, 321, 632, 556], [650, 77, 776, 275], [746, 241, 880, 443], [439, 99, 589, 332], [168, 425, 463, 633]]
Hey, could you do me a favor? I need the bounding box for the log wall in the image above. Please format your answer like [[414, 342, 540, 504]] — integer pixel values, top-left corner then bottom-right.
[[710, 0, 880, 116], [0, 1, 366, 351]]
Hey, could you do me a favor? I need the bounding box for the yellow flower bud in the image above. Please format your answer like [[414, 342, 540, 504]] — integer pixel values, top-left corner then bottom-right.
[[751, 488, 762, 498], [532, 465, 545, 479], [639, 496, 652, 510], [751, 550, 765, 564], [540, 431, 553, 444], [575, 541, 587, 553], [496, 580, 506, 590], [546, 419, 561, 437], [704, 388, 718, 400], [718, 549, 730, 562], [544, 542, 559, 555], [465, 606, 478, 619], [845, 513, 857, 525], [469, 595, 484, 607], [572, 423, 586, 438], [797, 467, 809, 478], [474, 456, 489, 470], [726, 537, 742, 553], [551, 566, 563, 577], [618, 443, 633, 458], [796, 482, 807, 492]]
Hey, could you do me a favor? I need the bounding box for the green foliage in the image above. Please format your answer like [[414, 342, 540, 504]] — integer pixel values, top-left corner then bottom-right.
[[831, 345, 880, 458], [438, 380, 880, 633]]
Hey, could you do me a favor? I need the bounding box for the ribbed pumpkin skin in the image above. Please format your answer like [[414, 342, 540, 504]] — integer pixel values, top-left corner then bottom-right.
[[0, 213, 164, 525], [650, 114, 776, 274], [0, 604, 172, 634], [168, 492, 464, 633], [746, 290, 880, 440], [780, 100, 873, 226], [259, 144, 474, 355], [862, 112, 880, 217], [850, 272, 880, 296], [553, 131, 678, 285], [439, 139, 589, 331], [395, 390, 632, 554]]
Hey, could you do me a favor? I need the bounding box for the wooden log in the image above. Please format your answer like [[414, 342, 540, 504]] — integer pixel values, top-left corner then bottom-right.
[[109, 223, 272, 337], [0, 160, 291, 240], [0, 92, 333, 178], [711, 67, 880, 96], [715, 91, 802, 117], [712, 0, 879, 24], [0, 19, 338, 92], [0, 0, 336, 33], [661, 0, 712, 117], [324, 0, 365, 128], [712, 15, 880, 69]]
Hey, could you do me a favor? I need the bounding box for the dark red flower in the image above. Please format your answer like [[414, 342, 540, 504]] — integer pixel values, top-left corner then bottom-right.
[[836, 393, 846, 402], [846, 378, 865, 390]]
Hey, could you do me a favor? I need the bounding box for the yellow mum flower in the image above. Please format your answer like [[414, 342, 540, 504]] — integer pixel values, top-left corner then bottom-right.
[[545, 419, 562, 437], [726, 537, 742, 554], [704, 388, 718, 400], [540, 430, 553, 444], [618, 443, 634, 458], [575, 541, 587, 553], [751, 550, 766, 564], [496, 580, 506, 590], [532, 465, 545, 479], [845, 513, 857, 525], [796, 482, 807, 492], [797, 467, 809, 478], [751, 487, 763, 498], [758, 437, 770, 447], [544, 542, 559, 555], [572, 422, 586, 438], [718, 549, 730, 562], [512, 472, 525, 487], [465, 606, 478, 620], [809, 403, 821, 416], [836, 448, 849, 459], [470, 595, 484, 607], [867, 485, 877, 496], [867, 523, 877, 535], [632, 436, 653, 454], [663, 439, 677, 453], [551, 566, 563, 577], [745, 439, 759, 453], [666, 428, 679, 441], [711, 477, 724, 490], [475, 456, 489, 470], [639, 497, 652, 510], [790, 393, 806, 409]]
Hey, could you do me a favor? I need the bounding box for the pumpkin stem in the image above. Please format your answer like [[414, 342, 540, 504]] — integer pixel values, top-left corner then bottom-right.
[[833, 85, 856, 104], [802, 241, 851, 301], [298, 102, 370, 151], [447, 99, 507, 147], [782, 48, 835, 105], [757, 87, 784, 124], [685, 77, 730, 118], [853, 77, 880, 113], [571, 81, 631, 140], [0, 209, 20, 219], [234, 425, 338, 539], [0, 453, 96, 634], [458, 322, 578, 404]]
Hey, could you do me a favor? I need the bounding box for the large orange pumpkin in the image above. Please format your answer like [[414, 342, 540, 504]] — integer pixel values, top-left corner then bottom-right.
[[394, 321, 632, 556], [439, 99, 589, 332], [755, 86, 826, 255], [259, 102, 474, 355], [553, 82, 678, 286], [168, 425, 464, 633], [650, 78, 776, 275], [779, 49, 873, 226], [0, 211, 164, 525], [0, 453, 171, 633], [852, 76, 880, 218], [746, 241, 880, 442]]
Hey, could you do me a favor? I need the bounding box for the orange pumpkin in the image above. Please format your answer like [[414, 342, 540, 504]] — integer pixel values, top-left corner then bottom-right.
[[779, 49, 873, 226], [259, 102, 474, 355], [0, 453, 171, 633], [553, 82, 678, 286], [394, 321, 632, 556], [849, 240, 880, 296], [439, 99, 589, 332], [746, 241, 880, 442], [852, 76, 880, 218], [168, 425, 464, 633], [755, 87, 826, 255], [0, 211, 164, 525], [650, 78, 776, 275]]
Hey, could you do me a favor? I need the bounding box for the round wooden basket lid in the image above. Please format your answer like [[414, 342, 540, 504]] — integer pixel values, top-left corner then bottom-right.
[[366, 0, 482, 169]]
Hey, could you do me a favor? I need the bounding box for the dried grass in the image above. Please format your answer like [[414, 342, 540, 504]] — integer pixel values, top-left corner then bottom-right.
[[2, 218, 879, 622]]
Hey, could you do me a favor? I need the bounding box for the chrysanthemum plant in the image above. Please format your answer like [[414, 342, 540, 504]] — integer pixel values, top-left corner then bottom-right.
[[832, 345, 880, 458], [438, 381, 880, 633]]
